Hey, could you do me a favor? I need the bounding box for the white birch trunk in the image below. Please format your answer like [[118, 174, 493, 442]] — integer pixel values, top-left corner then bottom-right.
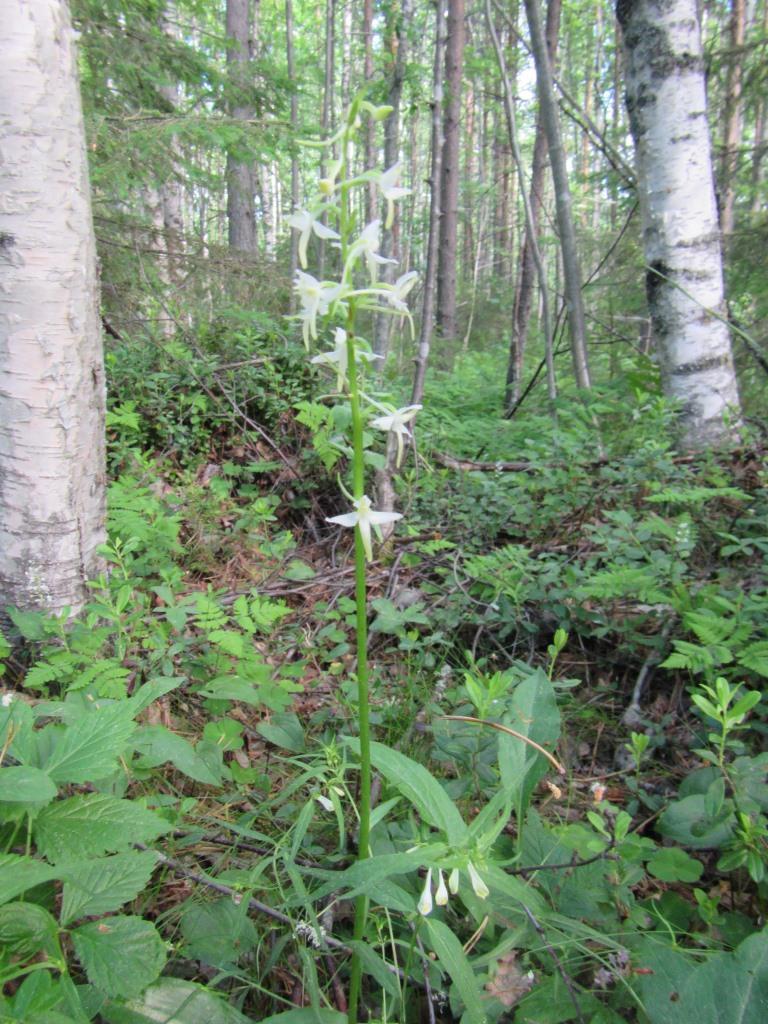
[[618, 0, 741, 447], [0, 0, 106, 615]]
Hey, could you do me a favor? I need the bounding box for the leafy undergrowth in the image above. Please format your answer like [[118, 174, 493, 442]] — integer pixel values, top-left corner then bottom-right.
[[1, 366, 767, 1024]]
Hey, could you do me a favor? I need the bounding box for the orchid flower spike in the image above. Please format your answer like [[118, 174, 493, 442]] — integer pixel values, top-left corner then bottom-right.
[[326, 494, 402, 561], [347, 220, 397, 282], [418, 868, 433, 916], [293, 272, 342, 348], [370, 404, 421, 467], [287, 209, 340, 269], [311, 328, 381, 391], [377, 162, 411, 229]]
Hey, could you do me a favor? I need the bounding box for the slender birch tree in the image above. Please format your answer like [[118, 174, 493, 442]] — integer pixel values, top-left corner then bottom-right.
[[0, 0, 106, 616], [618, 0, 742, 446]]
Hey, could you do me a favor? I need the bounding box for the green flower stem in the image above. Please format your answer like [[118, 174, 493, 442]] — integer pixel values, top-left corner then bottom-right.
[[339, 100, 371, 1024], [346, 328, 371, 1024]]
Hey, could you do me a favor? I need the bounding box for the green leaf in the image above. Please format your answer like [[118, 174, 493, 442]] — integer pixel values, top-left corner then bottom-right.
[[283, 560, 316, 581], [646, 848, 703, 883], [207, 630, 244, 657], [34, 794, 170, 863], [657, 793, 734, 849], [309, 847, 447, 903], [0, 902, 61, 960], [636, 928, 768, 1024], [133, 725, 223, 786], [99, 978, 253, 1023], [737, 642, 768, 678], [254, 712, 306, 752], [498, 668, 560, 809], [423, 917, 487, 1024], [0, 854, 60, 906], [41, 704, 136, 784], [259, 1010, 345, 1024], [346, 940, 402, 998], [0, 766, 57, 803], [71, 916, 166, 999], [179, 898, 257, 967], [247, 595, 291, 631], [356, 740, 467, 845], [60, 851, 159, 926], [198, 675, 269, 705]]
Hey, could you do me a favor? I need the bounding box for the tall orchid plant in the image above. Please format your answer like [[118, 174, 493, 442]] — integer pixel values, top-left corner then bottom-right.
[[288, 98, 419, 1021]]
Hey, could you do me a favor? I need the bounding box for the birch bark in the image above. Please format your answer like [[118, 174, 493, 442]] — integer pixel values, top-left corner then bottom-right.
[[0, 0, 106, 615], [618, 0, 741, 447]]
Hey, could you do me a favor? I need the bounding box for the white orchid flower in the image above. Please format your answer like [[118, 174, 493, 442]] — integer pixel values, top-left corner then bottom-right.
[[326, 494, 402, 561], [319, 159, 342, 198], [347, 220, 397, 282], [467, 861, 489, 900], [316, 794, 334, 812], [287, 209, 340, 269], [385, 271, 419, 313], [294, 271, 342, 348], [311, 328, 381, 391], [376, 162, 411, 229], [418, 868, 433, 916], [434, 869, 449, 907], [370, 404, 421, 467]]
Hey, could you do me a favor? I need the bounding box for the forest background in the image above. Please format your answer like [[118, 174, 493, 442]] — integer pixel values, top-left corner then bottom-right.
[[1, 0, 768, 1023]]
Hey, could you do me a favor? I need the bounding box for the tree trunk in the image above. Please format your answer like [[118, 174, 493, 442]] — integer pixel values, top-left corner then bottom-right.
[[507, 0, 562, 409], [750, 0, 768, 215], [523, 0, 591, 390], [286, 0, 300, 296], [436, 0, 465, 343], [487, 0, 557, 407], [412, 0, 448, 405], [618, 0, 741, 447], [0, 0, 106, 617], [158, 6, 185, 292], [720, 0, 746, 240], [226, 0, 257, 253]]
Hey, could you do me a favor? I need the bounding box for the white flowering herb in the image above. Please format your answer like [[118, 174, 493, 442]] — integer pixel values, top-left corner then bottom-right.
[[434, 868, 449, 906], [346, 220, 397, 283], [287, 209, 340, 270], [418, 868, 434, 916], [293, 271, 344, 348], [370, 404, 421, 467], [311, 328, 381, 391], [326, 494, 402, 563], [467, 860, 490, 900], [286, 97, 420, 1020], [375, 162, 411, 229]]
